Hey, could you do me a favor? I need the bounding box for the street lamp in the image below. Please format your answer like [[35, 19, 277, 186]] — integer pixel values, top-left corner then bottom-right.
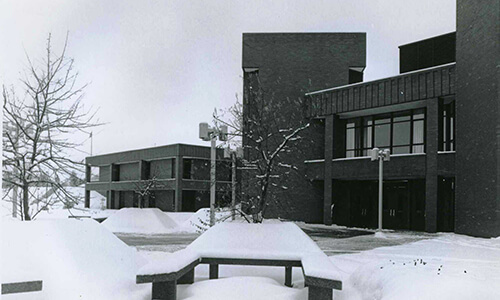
[[199, 122, 228, 226], [370, 147, 390, 231]]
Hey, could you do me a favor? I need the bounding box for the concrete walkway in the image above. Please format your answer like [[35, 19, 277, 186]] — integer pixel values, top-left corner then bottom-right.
[[116, 223, 437, 255]]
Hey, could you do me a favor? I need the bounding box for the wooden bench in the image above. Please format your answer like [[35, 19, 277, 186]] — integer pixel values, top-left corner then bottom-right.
[[137, 255, 341, 300], [1, 280, 43, 295]]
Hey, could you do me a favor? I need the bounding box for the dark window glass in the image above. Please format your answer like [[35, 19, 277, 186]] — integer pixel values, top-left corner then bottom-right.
[[375, 124, 390, 147], [393, 122, 411, 146]]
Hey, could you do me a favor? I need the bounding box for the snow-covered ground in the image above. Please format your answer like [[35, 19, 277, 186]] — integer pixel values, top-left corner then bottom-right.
[[331, 232, 500, 300], [2, 204, 499, 299]]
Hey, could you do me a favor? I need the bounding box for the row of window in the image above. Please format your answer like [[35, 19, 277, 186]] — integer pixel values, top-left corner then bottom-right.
[[344, 102, 456, 157], [346, 109, 425, 157]]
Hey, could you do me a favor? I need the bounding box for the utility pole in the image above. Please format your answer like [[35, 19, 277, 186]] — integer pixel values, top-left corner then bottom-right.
[[210, 132, 217, 226], [371, 147, 390, 231]]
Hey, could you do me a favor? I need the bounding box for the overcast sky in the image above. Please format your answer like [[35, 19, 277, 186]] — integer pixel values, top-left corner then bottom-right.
[[0, 0, 456, 159]]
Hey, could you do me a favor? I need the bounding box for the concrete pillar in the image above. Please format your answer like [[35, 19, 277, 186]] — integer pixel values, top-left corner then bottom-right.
[[84, 165, 91, 208], [323, 115, 334, 225], [425, 98, 439, 233], [175, 157, 183, 212]]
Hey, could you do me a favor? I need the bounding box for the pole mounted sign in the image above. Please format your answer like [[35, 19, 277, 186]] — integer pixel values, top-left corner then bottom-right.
[[199, 123, 228, 226], [370, 147, 390, 231]]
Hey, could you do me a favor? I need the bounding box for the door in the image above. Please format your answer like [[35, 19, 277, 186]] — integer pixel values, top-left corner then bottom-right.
[[383, 181, 410, 230]]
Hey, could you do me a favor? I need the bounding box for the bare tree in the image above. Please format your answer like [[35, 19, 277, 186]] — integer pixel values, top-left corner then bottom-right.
[[2, 33, 100, 220], [214, 73, 309, 223], [133, 175, 164, 208]]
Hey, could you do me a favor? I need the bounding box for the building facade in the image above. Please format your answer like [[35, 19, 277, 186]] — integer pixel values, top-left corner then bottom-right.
[[242, 1, 500, 237], [84, 144, 233, 212]]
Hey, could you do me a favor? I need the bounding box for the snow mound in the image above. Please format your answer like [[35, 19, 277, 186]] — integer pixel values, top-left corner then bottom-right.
[[0, 219, 149, 299], [102, 207, 178, 234], [188, 222, 323, 260], [177, 276, 307, 300], [179, 208, 233, 233]]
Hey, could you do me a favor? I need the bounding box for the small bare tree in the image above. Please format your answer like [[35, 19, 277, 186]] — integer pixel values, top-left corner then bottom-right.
[[133, 175, 164, 208], [214, 73, 309, 223], [2, 33, 100, 220]]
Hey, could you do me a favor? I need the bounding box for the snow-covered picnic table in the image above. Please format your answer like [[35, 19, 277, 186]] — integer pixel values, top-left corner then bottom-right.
[[137, 222, 342, 300]]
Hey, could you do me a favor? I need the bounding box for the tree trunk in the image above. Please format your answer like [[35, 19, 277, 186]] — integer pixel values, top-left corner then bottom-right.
[[22, 184, 31, 221]]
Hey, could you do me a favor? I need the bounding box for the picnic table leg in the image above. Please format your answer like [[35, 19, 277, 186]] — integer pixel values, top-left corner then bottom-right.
[[178, 268, 195, 284], [308, 286, 332, 300], [152, 280, 176, 300], [209, 264, 219, 279], [285, 266, 293, 287]]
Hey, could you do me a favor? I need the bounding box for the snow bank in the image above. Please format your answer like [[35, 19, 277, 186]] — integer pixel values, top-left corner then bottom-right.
[[0, 219, 149, 299], [102, 207, 178, 234], [331, 233, 500, 300], [187, 222, 322, 260], [177, 276, 307, 300]]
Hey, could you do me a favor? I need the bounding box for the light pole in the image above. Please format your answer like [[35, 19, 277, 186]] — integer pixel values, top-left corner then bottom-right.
[[199, 122, 228, 226], [370, 147, 390, 231]]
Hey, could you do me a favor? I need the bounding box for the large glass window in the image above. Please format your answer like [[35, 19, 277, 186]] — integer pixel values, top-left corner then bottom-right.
[[345, 109, 426, 157]]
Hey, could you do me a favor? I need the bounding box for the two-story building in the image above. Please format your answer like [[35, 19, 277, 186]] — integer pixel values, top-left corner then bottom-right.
[[84, 144, 233, 212]]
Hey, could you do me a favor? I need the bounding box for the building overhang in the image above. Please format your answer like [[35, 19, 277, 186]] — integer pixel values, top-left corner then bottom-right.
[[305, 62, 456, 118]]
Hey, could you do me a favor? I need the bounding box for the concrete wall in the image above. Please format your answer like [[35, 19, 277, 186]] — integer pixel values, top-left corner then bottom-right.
[[455, 0, 500, 237]]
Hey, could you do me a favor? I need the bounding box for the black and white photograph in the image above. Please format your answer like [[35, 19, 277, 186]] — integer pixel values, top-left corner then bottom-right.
[[1, 0, 499, 299]]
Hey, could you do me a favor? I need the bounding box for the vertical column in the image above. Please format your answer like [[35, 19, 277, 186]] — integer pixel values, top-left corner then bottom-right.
[[425, 98, 439, 233], [323, 115, 334, 225], [175, 157, 183, 212], [84, 165, 91, 208]]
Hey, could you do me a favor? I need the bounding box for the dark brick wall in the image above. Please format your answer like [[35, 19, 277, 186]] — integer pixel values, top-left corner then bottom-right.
[[242, 33, 366, 223], [455, 0, 500, 237]]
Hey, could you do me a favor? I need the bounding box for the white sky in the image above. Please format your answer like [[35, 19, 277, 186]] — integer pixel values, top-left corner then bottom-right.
[[0, 0, 456, 160]]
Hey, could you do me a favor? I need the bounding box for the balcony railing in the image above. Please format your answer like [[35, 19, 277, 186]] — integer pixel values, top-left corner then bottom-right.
[[305, 63, 456, 118]]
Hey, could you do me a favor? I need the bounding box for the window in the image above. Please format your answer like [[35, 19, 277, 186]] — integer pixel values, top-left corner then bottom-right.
[[440, 100, 455, 151], [345, 109, 425, 157]]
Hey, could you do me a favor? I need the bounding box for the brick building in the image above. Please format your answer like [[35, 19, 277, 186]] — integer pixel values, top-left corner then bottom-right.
[[243, 1, 499, 237], [84, 144, 232, 212]]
